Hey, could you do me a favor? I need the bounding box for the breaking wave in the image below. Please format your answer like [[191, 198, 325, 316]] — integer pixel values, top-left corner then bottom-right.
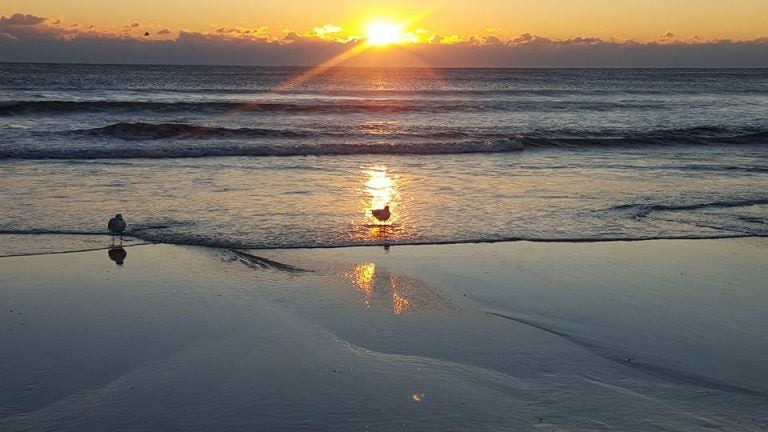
[[1, 123, 767, 159]]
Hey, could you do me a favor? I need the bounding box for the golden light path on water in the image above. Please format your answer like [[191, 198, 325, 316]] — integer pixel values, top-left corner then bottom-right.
[[363, 165, 396, 224], [212, 6, 438, 247], [354, 165, 411, 243]]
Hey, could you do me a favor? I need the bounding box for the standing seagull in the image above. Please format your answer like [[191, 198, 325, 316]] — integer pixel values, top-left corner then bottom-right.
[[108, 214, 127, 244], [371, 205, 391, 223]]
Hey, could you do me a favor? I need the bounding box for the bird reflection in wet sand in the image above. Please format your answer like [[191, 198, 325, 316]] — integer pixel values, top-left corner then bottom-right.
[[343, 262, 457, 315], [108, 246, 127, 266]]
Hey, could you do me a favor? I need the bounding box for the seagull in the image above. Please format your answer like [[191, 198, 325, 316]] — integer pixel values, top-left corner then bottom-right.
[[371, 205, 391, 223], [108, 214, 127, 243]]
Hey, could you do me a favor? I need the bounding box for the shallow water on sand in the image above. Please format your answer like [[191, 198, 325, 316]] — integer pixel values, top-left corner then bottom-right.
[[1, 65, 767, 253], [2, 146, 767, 253]]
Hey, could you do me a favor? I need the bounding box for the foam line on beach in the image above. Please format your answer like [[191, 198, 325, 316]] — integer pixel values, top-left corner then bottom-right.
[[0, 230, 760, 254], [121, 231, 759, 250]]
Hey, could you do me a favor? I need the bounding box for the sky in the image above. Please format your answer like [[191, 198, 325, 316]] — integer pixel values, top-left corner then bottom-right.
[[1, 1, 768, 67]]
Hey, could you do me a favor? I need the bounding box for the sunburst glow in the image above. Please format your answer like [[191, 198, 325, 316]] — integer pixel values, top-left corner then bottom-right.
[[363, 20, 409, 46]]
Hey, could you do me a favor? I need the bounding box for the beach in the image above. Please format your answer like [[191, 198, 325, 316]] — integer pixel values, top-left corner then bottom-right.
[[1, 237, 766, 431]]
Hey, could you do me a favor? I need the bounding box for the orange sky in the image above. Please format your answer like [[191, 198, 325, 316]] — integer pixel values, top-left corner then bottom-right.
[[3, 0, 768, 42]]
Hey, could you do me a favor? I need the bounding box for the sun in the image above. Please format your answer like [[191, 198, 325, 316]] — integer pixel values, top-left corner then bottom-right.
[[363, 20, 409, 46]]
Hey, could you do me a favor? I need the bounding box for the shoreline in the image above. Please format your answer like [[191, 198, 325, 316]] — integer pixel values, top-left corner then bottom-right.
[[0, 232, 762, 258]]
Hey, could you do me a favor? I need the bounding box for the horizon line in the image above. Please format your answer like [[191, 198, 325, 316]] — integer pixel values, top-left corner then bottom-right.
[[3, 61, 768, 70]]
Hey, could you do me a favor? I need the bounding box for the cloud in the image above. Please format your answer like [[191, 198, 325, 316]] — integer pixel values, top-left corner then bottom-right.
[[0, 13, 72, 40], [659, 31, 679, 43], [467, 35, 503, 45], [283, 31, 301, 41], [310, 24, 342, 40], [0, 13, 47, 26], [2, 12, 768, 67], [509, 33, 551, 46], [435, 34, 464, 45]]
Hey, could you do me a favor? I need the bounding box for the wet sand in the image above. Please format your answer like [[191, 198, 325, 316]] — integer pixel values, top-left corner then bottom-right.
[[1, 238, 766, 431]]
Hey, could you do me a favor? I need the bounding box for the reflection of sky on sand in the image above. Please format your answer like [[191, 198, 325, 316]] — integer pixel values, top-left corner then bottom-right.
[[342, 262, 455, 315], [390, 276, 410, 315]]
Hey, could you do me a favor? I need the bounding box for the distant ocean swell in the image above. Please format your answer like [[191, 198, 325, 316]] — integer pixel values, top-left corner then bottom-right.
[[0, 99, 674, 115]]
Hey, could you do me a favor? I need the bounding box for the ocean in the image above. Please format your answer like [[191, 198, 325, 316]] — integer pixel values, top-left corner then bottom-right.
[[1, 64, 767, 254]]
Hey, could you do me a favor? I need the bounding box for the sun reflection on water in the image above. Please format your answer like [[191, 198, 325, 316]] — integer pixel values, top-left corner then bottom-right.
[[363, 165, 397, 224], [345, 262, 376, 307], [354, 164, 411, 244], [343, 262, 412, 315]]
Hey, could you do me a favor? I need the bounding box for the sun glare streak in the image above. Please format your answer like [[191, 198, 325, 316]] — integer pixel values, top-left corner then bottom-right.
[[227, 5, 441, 115], [229, 41, 370, 113]]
